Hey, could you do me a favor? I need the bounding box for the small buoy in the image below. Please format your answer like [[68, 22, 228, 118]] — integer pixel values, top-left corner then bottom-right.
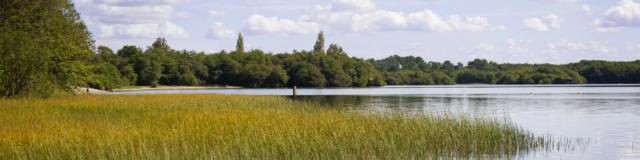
[[577, 92, 583, 95], [530, 92, 534, 95]]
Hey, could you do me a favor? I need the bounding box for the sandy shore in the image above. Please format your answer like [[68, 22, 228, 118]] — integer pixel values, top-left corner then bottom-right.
[[74, 86, 241, 94], [112, 85, 241, 92]]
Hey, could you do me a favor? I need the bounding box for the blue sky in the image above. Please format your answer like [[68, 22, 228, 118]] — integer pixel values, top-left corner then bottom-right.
[[73, 0, 640, 64]]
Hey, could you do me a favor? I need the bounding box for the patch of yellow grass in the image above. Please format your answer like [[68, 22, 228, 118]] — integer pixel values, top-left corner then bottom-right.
[[0, 94, 547, 159]]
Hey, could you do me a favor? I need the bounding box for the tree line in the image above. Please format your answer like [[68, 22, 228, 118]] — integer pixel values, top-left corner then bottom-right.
[[88, 32, 386, 90], [1, 0, 639, 98], [368, 56, 640, 85], [89, 33, 640, 91]]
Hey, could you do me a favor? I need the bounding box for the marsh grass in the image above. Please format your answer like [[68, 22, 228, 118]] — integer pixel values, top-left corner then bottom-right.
[[1, 94, 550, 159]]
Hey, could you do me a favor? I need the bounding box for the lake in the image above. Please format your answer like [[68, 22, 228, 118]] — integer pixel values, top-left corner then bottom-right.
[[105, 84, 640, 159]]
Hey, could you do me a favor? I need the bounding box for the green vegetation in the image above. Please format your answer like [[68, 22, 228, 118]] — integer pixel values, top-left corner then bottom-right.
[[1, 0, 639, 98], [369, 56, 638, 85], [0, 0, 94, 97], [0, 94, 549, 159]]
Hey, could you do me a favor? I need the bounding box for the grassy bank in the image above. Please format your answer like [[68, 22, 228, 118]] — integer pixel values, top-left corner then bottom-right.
[[0, 94, 548, 159]]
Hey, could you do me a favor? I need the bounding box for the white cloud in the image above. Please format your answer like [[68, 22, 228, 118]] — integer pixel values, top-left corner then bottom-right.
[[594, 0, 640, 32], [91, 4, 173, 24], [208, 9, 224, 16], [319, 0, 376, 12], [242, 0, 502, 35], [162, 20, 189, 38], [523, 13, 562, 31], [474, 43, 495, 52], [246, 14, 320, 35], [625, 42, 640, 51], [543, 13, 562, 29], [75, 0, 190, 39], [405, 10, 453, 32], [448, 15, 489, 31], [304, 0, 502, 34], [523, 18, 550, 31], [351, 10, 408, 32], [490, 25, 507, 31], [505, 38, 530, 54], [99, 20, 189, 39], [593, 19, 624, 32], [581, 4, 593, 15], [207, 22, 236, 39], [547, 40, 614, 54]]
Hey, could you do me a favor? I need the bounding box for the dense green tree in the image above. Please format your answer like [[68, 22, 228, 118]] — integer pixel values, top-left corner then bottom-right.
[[266, 67, 289, 88], [151, 37, 170, 50], [442, 61, 455, 70], [117, 46, 142, 58], [313, 31, 325, 54], [236, 33, 244, 53], [291, 63, 326, 87], [327, 44, 345, 55], [1, 0, 94, 97]]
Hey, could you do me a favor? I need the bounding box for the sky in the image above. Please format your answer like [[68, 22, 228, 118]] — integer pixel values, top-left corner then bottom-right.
[[72, 0, 640, 64]]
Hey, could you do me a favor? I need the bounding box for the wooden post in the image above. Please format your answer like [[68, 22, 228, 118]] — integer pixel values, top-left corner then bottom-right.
[[293, 86, 297, 97]]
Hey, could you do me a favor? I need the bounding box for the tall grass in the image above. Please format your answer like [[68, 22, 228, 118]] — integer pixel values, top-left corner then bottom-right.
[[0, 94, 549, 159]]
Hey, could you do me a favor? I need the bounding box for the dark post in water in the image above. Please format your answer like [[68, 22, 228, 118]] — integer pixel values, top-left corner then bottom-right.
[[293, 86, 297, 97]]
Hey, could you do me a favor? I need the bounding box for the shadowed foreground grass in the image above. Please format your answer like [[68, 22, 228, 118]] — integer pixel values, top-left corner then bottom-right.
[[0, 94, 549, 159]]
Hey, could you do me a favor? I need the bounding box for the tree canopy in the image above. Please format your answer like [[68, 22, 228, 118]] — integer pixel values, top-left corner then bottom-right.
[[2, 0, 639, 98], [1, 0, 94, 97]]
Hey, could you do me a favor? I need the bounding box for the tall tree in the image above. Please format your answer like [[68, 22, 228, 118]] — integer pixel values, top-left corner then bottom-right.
[[151, 37, 170, 50], [0, 0, 94, 97], [236, 33, 244, 53], [313, 31, 325, 54], [327, 43, 345, 55]]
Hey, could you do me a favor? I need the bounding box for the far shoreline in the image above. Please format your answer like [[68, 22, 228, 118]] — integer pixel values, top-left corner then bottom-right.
[[113, 85, 242, 92]]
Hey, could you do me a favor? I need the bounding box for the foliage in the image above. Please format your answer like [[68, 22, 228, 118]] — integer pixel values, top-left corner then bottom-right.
[[313, 31, 325, 54], [369, 55, 634, 85], [0, 94, 551, 159], [0, 0, 94, 97], [87, 38, 639, 89], [236, 33, 244, 53], [2, 0, 639, 96]]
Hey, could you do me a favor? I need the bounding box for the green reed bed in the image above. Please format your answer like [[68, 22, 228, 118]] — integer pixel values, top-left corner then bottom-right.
[[0, 94, 549, 159]]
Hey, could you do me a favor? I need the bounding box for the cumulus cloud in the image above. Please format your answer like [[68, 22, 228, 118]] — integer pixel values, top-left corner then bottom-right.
[[317, 0, 376, 12], [207, 22, 235, 39], [594, 0, 640, 32], [448, 15, 490, 31], [626, 42, 640, 51], [75, 0, 190, 39], [505, 38, 531, 54], [593, 20, 624, 32], [474, 43, 495, 52], [543, 13, 562, 29], [314, 0, 503, 34], [246, 14, 320, 35], [523, 13, 562, 31], [405, 10, 452, 32], [99, 20, 189, 39], [208, 9, 225, 16], [581, 4, 593, 15], [547, 40, 615, 54], [523, 18, 550, 31], [490, 25, 507, 31], [244, 0, 504, 35]]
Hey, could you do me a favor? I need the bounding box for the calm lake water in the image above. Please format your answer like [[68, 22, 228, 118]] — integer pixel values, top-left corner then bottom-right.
[[105, 84, 640, 159]]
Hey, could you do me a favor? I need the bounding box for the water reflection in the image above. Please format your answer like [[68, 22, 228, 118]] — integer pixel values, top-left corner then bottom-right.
[[294, 93, 640, 159], [107, 84, 640, 159]]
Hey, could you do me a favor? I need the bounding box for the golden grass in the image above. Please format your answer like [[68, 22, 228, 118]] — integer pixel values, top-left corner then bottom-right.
[[0, 94, 547, 159]]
